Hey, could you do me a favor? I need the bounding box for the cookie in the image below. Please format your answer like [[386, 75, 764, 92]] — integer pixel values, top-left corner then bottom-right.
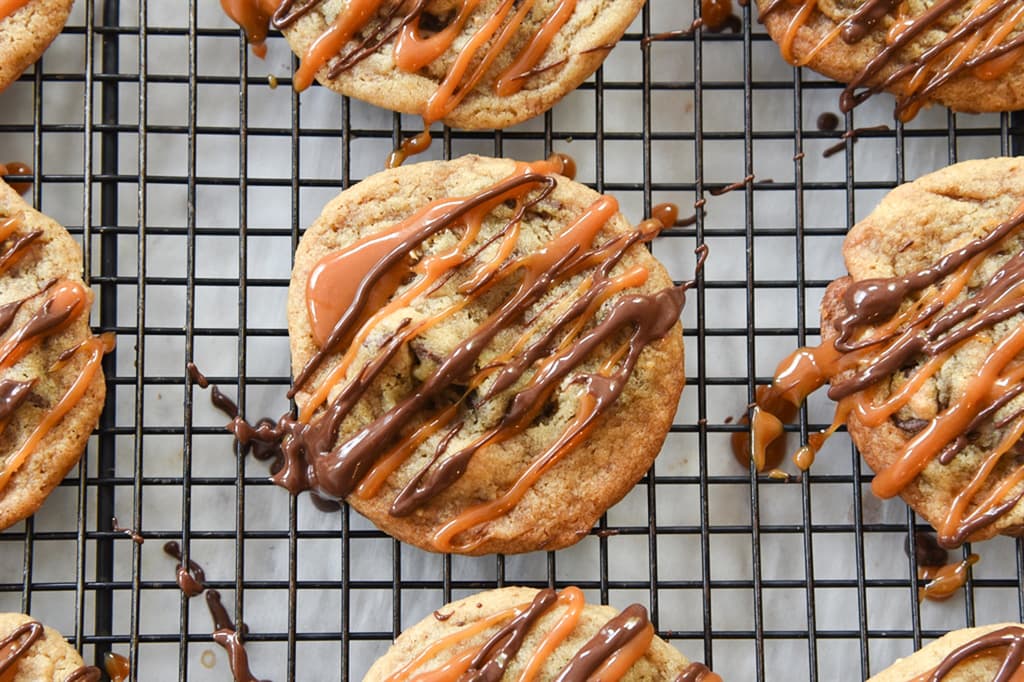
[[227, 0, 643, 130], [0, 0, 75, 93], [0, 179, 108, 530], [751, 157, 1024, 548], [757, 0, 1024, 120], [226, 154, 687, 555], [869, 623, 1024, 681], [364, 586, 713, 681], [0, 612, 92, 680]]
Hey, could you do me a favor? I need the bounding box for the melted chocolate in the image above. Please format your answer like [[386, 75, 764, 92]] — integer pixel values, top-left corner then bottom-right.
[[207, 590, 268, 682], [111, 515, 145, 545], [822, 125, 889, 158], [196, 169, 697, 547], [463, 588, 558, 680], [0, 621, 44, 675], [0, 378, 34, 422], [64, 666, 102, 682], [840, 0, 900, 44], [0, 230, 41, 273], [163, 543, 268, 682], [925, 625, 1024, 681], [816, 112, 839, 131], [0, 285, 81, 367], [163, 541, 206, 597], [904, 531, 949, 568], [553, 604, 650, 681]]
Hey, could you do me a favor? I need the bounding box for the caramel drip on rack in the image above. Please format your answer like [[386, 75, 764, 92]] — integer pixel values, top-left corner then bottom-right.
[[0, 162, 33, 196], [382, 590, 705, 681], [220, 0, 280, 57], [0, 621, 43, 675], [918, 553, 979, 601], [199, 157, 696, 552], [913, 625, 1024, 681], [739, 200, 1024, 548], [104, 652, 131, 682], [772, 0, 1024, 120]]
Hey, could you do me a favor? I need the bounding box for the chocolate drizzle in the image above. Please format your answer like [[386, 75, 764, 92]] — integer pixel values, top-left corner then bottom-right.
[[463, 588, 558, 680], [193, 162, 696, 551], [0, 621, 43, 675], [924, 625, 1024, 681], [0, 230, 41, 274], [0, 378, 34, 422], [64, 666, 102, 682], [163, 541, 207, 597], [775, 0, 1024, 119], [163, 543, 269, 682], [553, 603, 650, 682]]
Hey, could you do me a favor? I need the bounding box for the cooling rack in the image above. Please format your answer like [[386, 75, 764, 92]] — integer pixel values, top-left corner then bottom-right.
[[1, 0, 1023, 680]]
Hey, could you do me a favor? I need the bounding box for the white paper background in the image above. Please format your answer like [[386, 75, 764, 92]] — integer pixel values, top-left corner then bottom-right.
[[0, 1, 1021, 680]]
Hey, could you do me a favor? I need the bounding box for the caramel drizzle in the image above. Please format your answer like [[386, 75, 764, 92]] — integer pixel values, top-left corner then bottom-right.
[[162, 543, 268, 682], [914, 625, 1024, 682], [918, 553, 979, 602], [210, 158, 694, 552], [773, 0, 1024, 120], [744, 200, 1024, 548], [0, 621, 43, 675], [0, 0, 31, 21], [384, 589, 684, 681], [677, 661, 725, 682], [223, 0, 598, 163]]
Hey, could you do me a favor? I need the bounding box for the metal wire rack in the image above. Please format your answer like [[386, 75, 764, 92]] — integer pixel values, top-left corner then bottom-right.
[[1, 0, 1024, 680]]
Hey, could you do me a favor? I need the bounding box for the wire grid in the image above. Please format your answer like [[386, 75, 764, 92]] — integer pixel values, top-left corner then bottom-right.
[[1, 0, 1024, 680]]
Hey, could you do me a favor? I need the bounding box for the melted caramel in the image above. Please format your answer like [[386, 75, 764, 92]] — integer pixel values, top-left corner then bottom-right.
[[220, 1, 604, 164], [0, 0, 30, 21], [213, 157, 696, 553], [0, 162, 32, 196], [104, 652, 131, 682], [918, 553, 979, 601], [774, 0, 1024, 119], [741, 200, 1024, 546]]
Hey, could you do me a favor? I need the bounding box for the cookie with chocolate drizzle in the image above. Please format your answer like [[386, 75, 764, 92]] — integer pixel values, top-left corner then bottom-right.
[[222, 0, 643, 162], [0, 612, 99, 681], [748, 157, 1024, 549], [0, 0, 75, 92], [364, 586, 716, 681], [757, 0, 1024, 120], [260, 154, 688, 555], [869, 622, 1024, 680], [0, 179, 110, 530]]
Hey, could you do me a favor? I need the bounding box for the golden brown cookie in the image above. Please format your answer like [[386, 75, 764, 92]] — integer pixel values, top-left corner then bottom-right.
[[0, 179, 108, 530], [0, 613, 89, 681], [260, 154, 687, 555], [232, 0, 644, 130], [757, 0, 1024, 120], [363, 586, 701, 681], [0, 0, 75, 93], [750, 157, 1024, 549], [869, 623, 1024, 681]]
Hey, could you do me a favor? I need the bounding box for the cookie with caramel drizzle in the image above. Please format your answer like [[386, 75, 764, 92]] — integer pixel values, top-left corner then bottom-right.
[[0, 179, 110, 530], [758, 0, 1024, 120], [364, 586, 718, 681], [222, 154, 689, 555], [869, 622, 1024, 681], [0, 612, 98, 681], [220, 0, 643, 163], [0, 0, 75, 92], [748, 157, 1024, 549]]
